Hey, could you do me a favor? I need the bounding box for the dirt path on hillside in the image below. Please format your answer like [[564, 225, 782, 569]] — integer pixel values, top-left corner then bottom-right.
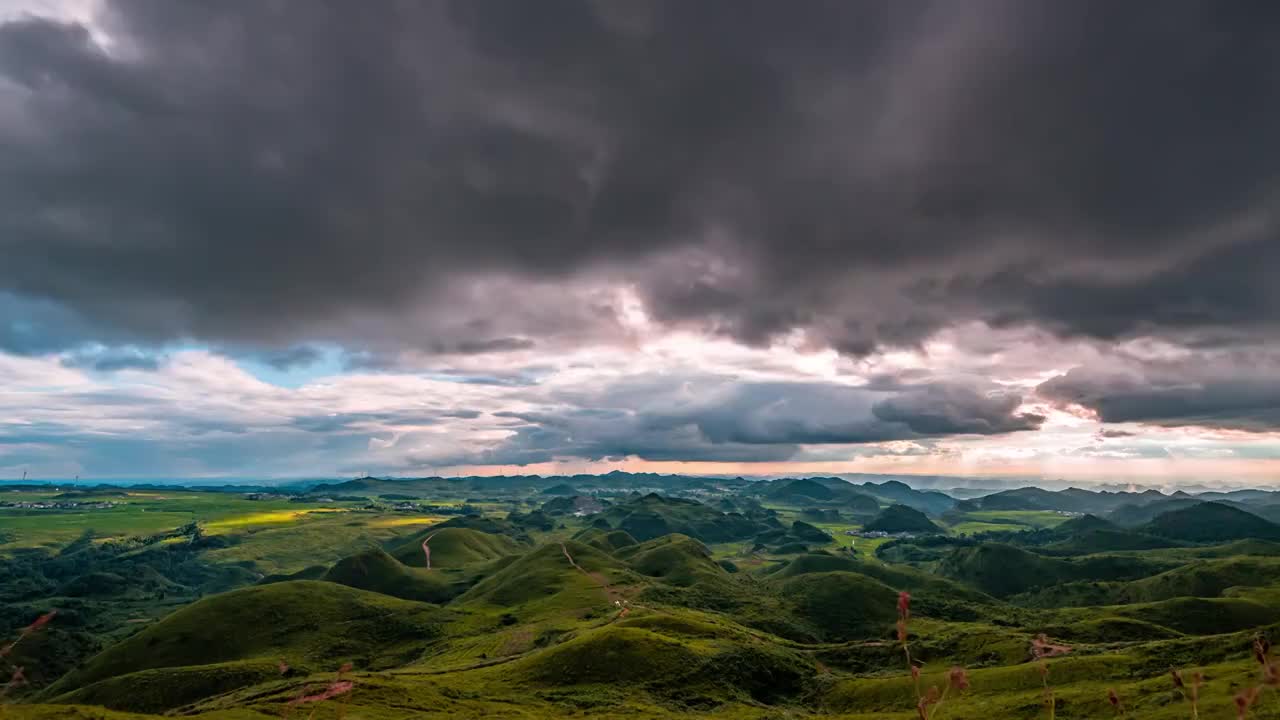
[[560, 541, 628, 611], [421, 532, 438, 569]]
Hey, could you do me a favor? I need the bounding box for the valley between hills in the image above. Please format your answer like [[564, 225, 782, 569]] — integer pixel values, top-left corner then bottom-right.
[[4, 473, 1280, 719]]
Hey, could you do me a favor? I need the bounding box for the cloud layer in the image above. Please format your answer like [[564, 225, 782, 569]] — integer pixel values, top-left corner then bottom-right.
[[1, 1, 1278, 356], [1, 1, 1279, 478], [1038, 349, 1280, 432]]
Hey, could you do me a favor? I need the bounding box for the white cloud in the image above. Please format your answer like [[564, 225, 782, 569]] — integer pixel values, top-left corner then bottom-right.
[[2, 322, 1280, 482]]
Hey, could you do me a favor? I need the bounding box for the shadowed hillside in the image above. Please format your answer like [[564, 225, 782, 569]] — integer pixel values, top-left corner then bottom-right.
[[1140, 502, 1280, 542], [864, 504, 942, 533], [41, 581, 451, 711]]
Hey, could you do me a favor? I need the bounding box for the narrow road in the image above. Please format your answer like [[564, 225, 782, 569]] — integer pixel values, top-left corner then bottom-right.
[[559, 541, 589, 575], [560, 541, 630, 619], [421, 532, 438, 570]]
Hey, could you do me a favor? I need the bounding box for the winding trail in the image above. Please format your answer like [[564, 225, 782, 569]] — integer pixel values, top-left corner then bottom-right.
[[560, 541, 630, 617], [421, 532, 438, 570], [559, 541, 589, 575]]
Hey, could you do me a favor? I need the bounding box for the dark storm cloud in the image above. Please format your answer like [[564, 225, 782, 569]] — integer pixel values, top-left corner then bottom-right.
[[0, 293, 140, 355], [1, 0, 1278, 357], [438, 337, 536, 355], [455, 377, 1042, 464], [870, 384, 1044, 435], [1037, 351, 1280, 431]]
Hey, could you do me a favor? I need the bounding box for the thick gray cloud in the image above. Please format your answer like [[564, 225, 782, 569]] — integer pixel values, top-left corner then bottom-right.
[[871, 384, 1044, 435], [1037, 351, 1280, 431], [0, 0, 1276, 357], [443, 377, 1043, 465]]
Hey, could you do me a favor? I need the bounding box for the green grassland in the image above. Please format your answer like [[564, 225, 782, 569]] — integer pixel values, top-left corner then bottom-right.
[[6, 483, 1280, 718], [958, 510, 1074, 529], [0, 489, 371, 553]]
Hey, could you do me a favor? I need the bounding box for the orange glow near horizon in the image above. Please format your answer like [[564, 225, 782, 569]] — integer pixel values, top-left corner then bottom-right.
[[427, 455, 1280, 484]]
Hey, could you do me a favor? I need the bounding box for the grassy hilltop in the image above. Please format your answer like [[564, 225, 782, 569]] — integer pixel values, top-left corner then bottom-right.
[[5, 476, 1280, 718]]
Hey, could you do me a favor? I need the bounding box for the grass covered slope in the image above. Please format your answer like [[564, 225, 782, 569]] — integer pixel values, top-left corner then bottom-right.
[[513, 625, 701, 685], [571, 526, 638, 553], [598, 493, 767, 542], [777, 571, 897, 641], [772, 552, 995, 607], [455, 539, 628, 612], [937, 542, 1174, 596], [1014, 556, 1280, 609], [321, 547, 455, 602], [1140, 501, 1280, 542], [42, 662, 285, 714], [864, 504, 942, 533], [18, 483, 1280, 720], [44, 580, 451, 697], [388, 526, 523, 569], [508, 620, 817, 705], [616, 533, 726, 586]]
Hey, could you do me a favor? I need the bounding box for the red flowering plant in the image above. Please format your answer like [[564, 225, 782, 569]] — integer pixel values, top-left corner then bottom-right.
[[1170, 668, 1203, 719], [0, 610, 56, 704], [1030, 633, 1070, 720], [282, 662, 355, 719], [896, 591, 967, 719]]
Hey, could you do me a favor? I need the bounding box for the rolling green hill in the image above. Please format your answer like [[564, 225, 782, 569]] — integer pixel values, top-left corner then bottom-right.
[[1052, 513, 1115, 534], [1042, 528, 1180, 554], [938, 543, 1174, 596], [571, 525, 638, 553], [597, 493, 767, 542], [43, 581, 451, 704], [863, 504, 942, 533], [455, 539, 628, 613], [765, 478, 836, 501], [388, 526, 523, 569], [1108, 497, 1206, 527], [616, 533, 725, 587], [321, 547, 455, 602], [1010, 555, 1280, 612], [771, 552, 995, 606], [855, 480, 955, 514], [14, 480, 1280, 720], [1140, 501, 1280, 542], [776, 571, 898, 641], [514, 625, 702, 685]]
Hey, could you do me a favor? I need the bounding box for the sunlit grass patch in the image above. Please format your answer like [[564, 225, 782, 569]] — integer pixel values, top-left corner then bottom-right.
[[0, 507, 195, 552], [366, 515, 448, 528], [962, 510, 1071, 529], [203, 509, 345, 532], [205, 513, 419, 574], [948, 521, 1023, 536]]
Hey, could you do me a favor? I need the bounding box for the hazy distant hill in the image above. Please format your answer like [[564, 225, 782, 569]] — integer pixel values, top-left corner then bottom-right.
[[863, 504, 942, 533], [854, 480, 955, 514], [760, 478, 881, 513], [308, 471, 754, 498], [597, 493, 768, 543], [1108, 497, 1208, 527], [1140, 502, 1280, 543], [962, 486, 1168, 514]]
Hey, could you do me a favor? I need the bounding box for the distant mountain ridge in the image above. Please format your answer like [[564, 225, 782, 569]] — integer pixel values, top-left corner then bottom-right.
[[11, 474, 1279, 532]]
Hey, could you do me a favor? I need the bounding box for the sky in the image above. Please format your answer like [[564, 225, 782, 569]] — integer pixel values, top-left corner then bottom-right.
[[1, 1, 1279, 485]]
